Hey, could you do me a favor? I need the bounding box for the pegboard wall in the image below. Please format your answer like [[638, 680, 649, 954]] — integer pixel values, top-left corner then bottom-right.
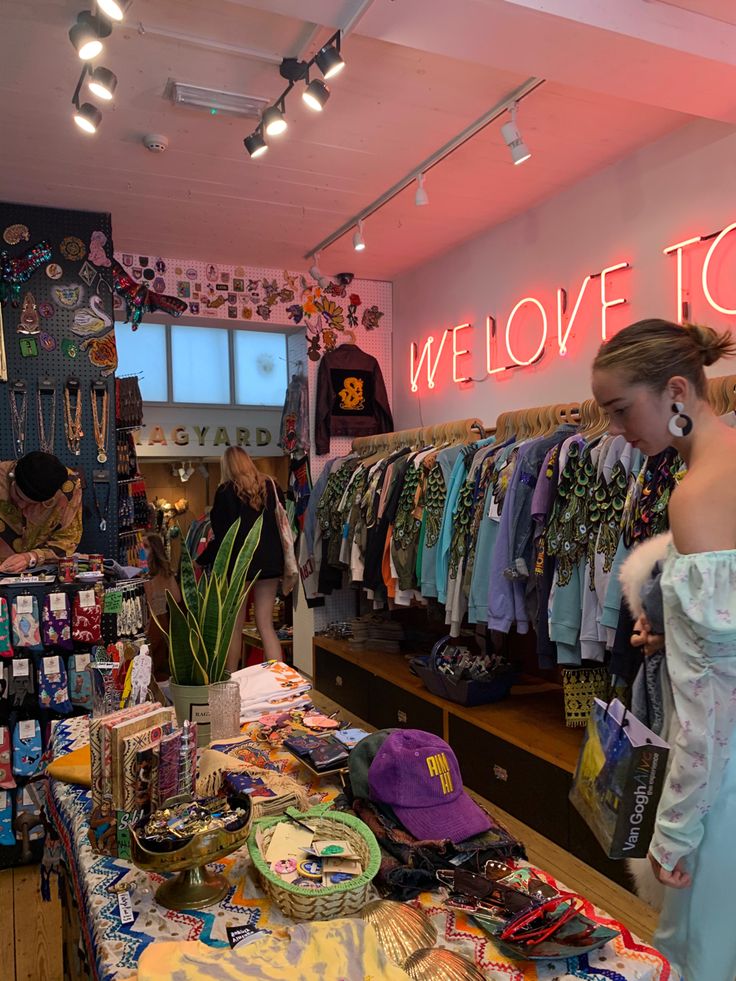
[[0, 200, 118, 556]]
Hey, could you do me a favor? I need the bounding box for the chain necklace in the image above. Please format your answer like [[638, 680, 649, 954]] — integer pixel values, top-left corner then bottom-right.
[[91, 384, 109, 464], [64, 382, 84, 456], [92, 479, 111, 532], [9, 383, 27, 456], [36, 386, 57, 454]]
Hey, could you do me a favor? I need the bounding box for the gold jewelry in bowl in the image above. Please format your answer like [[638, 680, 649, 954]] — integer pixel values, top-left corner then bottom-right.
[[129, 795, 251, 911], [360, 900, 437, 966], [403, 947, 486, 981]]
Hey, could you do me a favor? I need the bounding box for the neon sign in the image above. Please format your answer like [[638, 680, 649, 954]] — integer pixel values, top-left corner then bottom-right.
[[410, 217, 736, 394], [411, 260, 630, 391]]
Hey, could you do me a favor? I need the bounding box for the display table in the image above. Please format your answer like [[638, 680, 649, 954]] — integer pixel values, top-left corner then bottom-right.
[[47, 716, 676, 981]]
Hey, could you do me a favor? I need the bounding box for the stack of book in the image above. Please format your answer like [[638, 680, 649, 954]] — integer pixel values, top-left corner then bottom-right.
[[88, 704, 197, 858], [347, 616, 404, 653]]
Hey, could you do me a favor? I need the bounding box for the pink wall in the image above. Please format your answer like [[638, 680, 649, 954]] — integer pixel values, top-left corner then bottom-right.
[[393, 119, 736, 429]]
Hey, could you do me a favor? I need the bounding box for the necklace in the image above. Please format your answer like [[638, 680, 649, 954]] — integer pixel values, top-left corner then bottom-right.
[[36, 385, 57, 454], [9, 383, 27, 456], [91, 383, 109, 464], [92, 479, 111, 532], [63, 381, 84, 456]]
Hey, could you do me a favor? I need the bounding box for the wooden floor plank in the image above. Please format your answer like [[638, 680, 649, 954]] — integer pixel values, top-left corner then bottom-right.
[[0, 868, 16, 981], [13, 865, 63, 981]]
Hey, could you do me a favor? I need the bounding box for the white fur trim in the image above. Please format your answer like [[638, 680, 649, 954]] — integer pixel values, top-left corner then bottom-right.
[[618, 532, 672, 619]]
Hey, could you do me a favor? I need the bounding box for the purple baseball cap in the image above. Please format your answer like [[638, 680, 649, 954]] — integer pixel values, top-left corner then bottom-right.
[[367, 729, 491, 843]]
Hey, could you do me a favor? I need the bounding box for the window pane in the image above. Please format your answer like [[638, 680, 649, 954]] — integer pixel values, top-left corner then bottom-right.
[[233, 330, 287, 406], [171, 325, 230, 403], [115, 322, 167, 402]]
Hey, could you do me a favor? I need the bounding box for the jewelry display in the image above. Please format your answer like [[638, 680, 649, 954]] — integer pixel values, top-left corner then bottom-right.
[[63, 378, 83, 456], [91, 381, 109, 463], [36, 381, 57, 455], [9, 380, 27, 456], [92, 478, 111, 533]]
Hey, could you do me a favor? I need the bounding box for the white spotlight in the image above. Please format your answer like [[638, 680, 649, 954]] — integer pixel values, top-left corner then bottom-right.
[[501, 103, 531, 165], [352, 220, 366, 252], [414, 173, 429, 206]]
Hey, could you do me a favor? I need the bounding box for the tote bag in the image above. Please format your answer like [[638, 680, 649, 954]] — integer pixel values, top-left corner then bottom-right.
[[268, 478, 298, 596], [569, 697, 669, 859]]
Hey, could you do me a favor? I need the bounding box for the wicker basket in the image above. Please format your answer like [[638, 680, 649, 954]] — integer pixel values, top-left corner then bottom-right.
[[247, 803, 380, 920]]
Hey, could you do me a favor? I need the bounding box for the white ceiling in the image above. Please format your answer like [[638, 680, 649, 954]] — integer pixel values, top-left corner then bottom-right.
[[2, 0, 736, 279]]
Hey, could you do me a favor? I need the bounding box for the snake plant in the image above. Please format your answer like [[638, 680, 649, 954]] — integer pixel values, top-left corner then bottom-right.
[[159, 516, 263, 686]]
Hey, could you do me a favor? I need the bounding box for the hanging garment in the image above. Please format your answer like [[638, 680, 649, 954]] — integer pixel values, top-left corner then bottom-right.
[[279, 371, 309, 454], [314, 343, 393, 454]]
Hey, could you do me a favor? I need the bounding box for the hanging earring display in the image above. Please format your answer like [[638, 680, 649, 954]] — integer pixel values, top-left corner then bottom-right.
[[91, 381, 109, 463], [9, 382, 27, 456], [92, 477, 111, 532], [668, 401, 693, 438], [63, 379, 83, 456], [36, 381, 57, 455]]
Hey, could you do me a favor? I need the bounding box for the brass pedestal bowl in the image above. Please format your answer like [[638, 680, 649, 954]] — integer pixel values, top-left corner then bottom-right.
[[130, 795, 252, 911]]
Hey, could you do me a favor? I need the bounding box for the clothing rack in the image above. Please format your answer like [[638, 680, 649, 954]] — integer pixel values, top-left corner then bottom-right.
[[351, 417, 485, 456]]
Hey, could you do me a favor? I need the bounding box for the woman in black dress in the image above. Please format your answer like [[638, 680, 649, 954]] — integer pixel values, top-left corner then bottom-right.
[[197, 446, 284, 670]]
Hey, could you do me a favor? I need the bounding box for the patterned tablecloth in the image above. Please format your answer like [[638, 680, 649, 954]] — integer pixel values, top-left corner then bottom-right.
[[47, 717, 679, 981]]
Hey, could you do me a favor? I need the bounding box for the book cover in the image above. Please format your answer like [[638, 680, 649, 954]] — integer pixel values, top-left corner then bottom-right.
[[110, 706, 173, 809], [120, 713, 174, 810], [90, 704, 152, 808]]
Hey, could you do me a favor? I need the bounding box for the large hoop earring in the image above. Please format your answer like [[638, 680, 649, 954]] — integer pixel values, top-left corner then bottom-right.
[[668, 401, 693, 438]]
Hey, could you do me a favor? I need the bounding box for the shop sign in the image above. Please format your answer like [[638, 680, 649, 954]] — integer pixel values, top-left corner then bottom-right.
[[134, 406, 282, 457], [409, 218, 736, 394]]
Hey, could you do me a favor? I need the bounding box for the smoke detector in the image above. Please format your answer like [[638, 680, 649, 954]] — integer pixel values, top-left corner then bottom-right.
[[143, 133, 169, 153]]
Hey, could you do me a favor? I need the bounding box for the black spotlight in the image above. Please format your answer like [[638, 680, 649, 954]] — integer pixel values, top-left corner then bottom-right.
[[315, 40, 345, 80], [244, 130, 268, 158], [69, 10, 112, 60]]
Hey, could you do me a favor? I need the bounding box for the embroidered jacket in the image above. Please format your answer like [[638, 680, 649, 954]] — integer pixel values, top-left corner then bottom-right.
[[314, 344, 393, 455]]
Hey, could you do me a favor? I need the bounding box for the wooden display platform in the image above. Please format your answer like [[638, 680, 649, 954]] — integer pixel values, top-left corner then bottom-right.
[[312, 636, 632, 891]]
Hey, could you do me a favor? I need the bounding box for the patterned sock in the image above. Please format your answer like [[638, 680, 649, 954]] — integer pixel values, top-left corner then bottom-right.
[[42, 593, 74, 651], [37, 656, 72, 714], [0, 790, 14, 844], [12, 718, 43, 777], [69, 652, 93, 710], [11, 595, 43, 652], [72, 591, 102, 644], [0, 726, 16, 789], [9, 658, 34, 706], [0, 598, 12, 658]]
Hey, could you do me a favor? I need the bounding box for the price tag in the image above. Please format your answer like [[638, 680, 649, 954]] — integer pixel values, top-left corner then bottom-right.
[[44, 655, 61, 676], [22, 787, 35, 806], [104, 591, 123, 614], [0, 791, 6, 809], [79, 589, 96, 609], [75, 652, 91, 671], [16, 595, 33, 614], [49, 592, 67, 612], [19, 719, 36, 740], [117, 890, 135, 926], [13, 659, 29, 677]]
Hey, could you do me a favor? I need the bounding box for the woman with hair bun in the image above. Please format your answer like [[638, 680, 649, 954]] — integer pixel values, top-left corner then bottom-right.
[[197, 446, 285, 671], [592, 318, 736, 980]]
